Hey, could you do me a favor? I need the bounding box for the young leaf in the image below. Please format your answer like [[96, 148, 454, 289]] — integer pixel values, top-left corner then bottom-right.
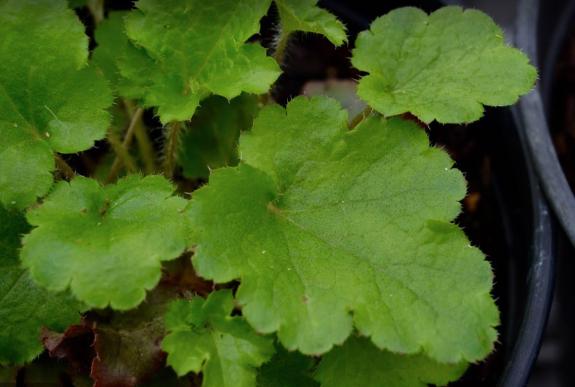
[[352, 6, 536, 124], [178, 94, 260, 179], [188, 96, 498, 363], [257, 346, 318, 387], [93, 12, 130, 88], [119, 0, 281, 124], [0, 0, 113, 209], [315, 336, 466, 387], [274, 0, 347, 46], [0, 206, 82, 365], [20, 175, 188, 310], [162, 290, 275, 387]]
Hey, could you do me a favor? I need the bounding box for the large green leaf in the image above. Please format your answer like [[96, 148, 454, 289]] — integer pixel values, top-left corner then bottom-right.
[[119, 0, 281, 124], [315, 336, 466, 387], [0, 206, 81, 365], [188, 96, 498, 363], [20, 175, 188, 310], [257, 346, 318, 387], [352, 6, 536, 124], [0, 0, 113, 209], [162, 290, 274, 387]]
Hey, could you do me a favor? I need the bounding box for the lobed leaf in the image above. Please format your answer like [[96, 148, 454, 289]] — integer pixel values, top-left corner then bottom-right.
[[0, 0, 113, 209], [0, 206, 82, 365], [119, 0, 281, 124], [274, 0, 347, 46], [162, 290, 274, 387], [315, 336, 466, 387], [20, 175, 188, 310], [352, 6, 537, 124], [188, 96, 498, 363]]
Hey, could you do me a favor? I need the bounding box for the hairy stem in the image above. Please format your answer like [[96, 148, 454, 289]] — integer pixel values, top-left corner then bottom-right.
[[107, 131, 137, 173], [124, 100, 156, 174], [87, 0, 105, 25], [106, 107, 144, 183], [273, 28, 290, 66], [163, 121, 184, 179], [349, 106, 374, 129], [55, 155, 75, 180]]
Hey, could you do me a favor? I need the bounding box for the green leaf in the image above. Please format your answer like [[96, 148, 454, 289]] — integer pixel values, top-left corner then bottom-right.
[[0, 0, 113, 209], [20, 175, 188, 310], [315, 336, 466, 387], [178, 94, 260, 179], [274, 0, 347, 46], [188, 96, 498, 363], [93, 12, 130, 88], [162, 290, 274, 387], [257, 346, 318, 387], [0, 206, 81, 365], [119, 0, 281, 124], [352, 6, 536, 124]]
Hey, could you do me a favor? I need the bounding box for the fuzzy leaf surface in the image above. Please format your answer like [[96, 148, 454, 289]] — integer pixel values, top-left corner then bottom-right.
[[20, 175, 188, 310], [315, 336, 466, 387], [274, 0, 347, 46], [0, 206, 81, 365], [120, 0, 280, 123], [0, 0, 112, 209], [352, 6, 536, 124], [188, 96, 498, 363], [178, 95, 259, 179], [162, 290, 274, 387]]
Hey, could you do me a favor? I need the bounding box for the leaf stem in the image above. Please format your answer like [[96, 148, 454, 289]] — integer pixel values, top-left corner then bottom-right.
[[124, 100, 156, 174], [163, 121, 184, 179], [273, 29, 290, 66], [107, 131, 137, 173], [349, 106, 373, 129], [106, 107, 144, 183], [55, 155, 75, 180], [87, 0, 105, 26]]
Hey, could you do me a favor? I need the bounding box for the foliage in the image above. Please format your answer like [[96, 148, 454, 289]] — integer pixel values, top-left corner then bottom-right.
[[0, 1, 536, 386]]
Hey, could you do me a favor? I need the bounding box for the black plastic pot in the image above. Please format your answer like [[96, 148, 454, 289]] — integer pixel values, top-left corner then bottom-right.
[[313, 1, 554, 385]]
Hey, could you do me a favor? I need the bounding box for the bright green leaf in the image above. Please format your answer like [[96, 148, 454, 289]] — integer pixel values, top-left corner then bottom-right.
[[315, 336, 466, 387], [93, 12, 130, 88], [119, 0, 281, 124], [0, 0, 113, 209], [0, 206, 81, 365], [178, 94, 260, 179], [20, 175, 188, 310], [352, 6, 536, 124], [257, 346, 318, 387], [162, 290, 275, 387], [274, 0, 347, 46], [188, 96, 498, 363]]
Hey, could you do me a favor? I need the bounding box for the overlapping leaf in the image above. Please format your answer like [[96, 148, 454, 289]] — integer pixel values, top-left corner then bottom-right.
[[188, 96, 498, 363], [352, 6, 536, 124], [315, 336, 466, 387], [257, 346, 318, 387], [0, 206, 82, 365], [20, 175, 188, 310], [274, 0, 347, 46], [119, 0, 281, 124], [162, 290, 274, 387], [93, 12, 130, 88], [0, 0, 112, 209], [178, 95, 259, 179]]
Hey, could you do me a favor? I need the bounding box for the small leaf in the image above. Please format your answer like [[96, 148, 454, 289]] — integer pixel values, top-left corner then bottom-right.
[[93, 11, 130, 88], [315, 336, 466, 387], [20, 175, 188, 310], [0, 206, 82, 365], [188, 96, 498, 363], [257, 346, 318, 387], [352, 6, 536, 124], [178, 94, 260, 179], [119, 0, 281, 124], [274, 0, 347, 46], [162, 290, 275, 387], [0, 0, 113, 209]]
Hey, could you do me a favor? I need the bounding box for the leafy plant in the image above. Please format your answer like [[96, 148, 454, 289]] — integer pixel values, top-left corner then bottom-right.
[[0, 0, 536, 386]]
